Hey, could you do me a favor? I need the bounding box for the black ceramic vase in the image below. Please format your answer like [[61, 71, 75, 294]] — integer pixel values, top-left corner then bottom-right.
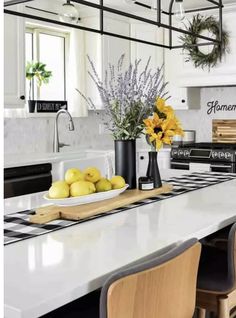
[[114, 140, 137, 189], [28, 100, 36, 113], [146, 151, 162, 188]]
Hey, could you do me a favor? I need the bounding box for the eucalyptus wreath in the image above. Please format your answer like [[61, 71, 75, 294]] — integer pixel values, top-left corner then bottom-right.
[[180, 14, 229, 69]]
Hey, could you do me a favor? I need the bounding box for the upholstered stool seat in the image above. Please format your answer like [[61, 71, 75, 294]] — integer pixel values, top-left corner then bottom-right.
[[197, 223, 236, 318], [197, 245, 230, 293]]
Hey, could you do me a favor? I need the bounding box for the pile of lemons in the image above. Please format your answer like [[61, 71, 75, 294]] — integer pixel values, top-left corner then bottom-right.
[[48, 167, 126, 199]]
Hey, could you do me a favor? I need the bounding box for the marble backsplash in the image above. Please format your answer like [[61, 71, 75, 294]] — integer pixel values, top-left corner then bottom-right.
[[4, 112, 113, 154], [4, 86, 236, 155]]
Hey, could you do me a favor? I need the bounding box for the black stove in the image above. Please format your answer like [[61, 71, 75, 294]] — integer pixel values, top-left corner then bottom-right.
[[181, 142, 236, 150], [171, 142, 236, 173]]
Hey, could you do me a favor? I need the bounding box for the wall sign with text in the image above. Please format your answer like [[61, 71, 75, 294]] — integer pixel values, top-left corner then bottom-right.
[[207, 100, 236, 115], [36, 101, 67, 113]]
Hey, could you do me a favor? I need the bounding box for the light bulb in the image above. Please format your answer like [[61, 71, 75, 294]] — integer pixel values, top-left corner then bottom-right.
[[173, 0, 185, 22], [59, 0, 79, 23]]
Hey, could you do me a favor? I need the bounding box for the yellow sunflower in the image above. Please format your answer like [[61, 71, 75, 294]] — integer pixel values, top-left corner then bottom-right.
[[155, 97, 174, 119], [143, 101, 184, 150]]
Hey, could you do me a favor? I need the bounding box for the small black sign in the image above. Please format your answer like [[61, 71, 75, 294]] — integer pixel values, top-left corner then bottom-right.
[[36, 100, 68, 113]]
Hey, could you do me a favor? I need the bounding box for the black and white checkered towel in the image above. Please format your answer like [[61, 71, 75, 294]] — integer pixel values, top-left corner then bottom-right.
[[4, 172, 236, 246]]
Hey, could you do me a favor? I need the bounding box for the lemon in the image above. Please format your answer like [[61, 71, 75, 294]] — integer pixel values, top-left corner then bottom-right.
[[84, 167, 101, 183], [65, 168, 84, 185], [70, 181, 96, 197], [95, 178, 112, 192], [110, 176, 126, 189], [49, 181, 70, 199]]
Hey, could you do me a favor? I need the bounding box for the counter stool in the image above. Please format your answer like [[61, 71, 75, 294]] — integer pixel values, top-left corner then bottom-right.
[[197, 223, 236, 318], [200, 224, 232, 252], [100, 238, 201, 318]]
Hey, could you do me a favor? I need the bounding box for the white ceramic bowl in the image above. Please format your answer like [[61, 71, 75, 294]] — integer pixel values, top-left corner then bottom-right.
[[43, 184, 129, 206]]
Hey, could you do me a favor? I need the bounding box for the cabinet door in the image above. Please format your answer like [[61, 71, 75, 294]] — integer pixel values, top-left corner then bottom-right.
[[164, 32, 186, 110], [131, 23, 164, 70], [4, 14, 25, 108], [103, 18, 130, 72], [137, 151, 149, 177], [85, 17, 130, 110], [137, 150, 171, 177], [164, 29, 200, 109]]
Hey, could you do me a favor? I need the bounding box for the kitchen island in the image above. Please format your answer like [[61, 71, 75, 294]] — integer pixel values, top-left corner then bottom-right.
[[4, 170, 236, 318]]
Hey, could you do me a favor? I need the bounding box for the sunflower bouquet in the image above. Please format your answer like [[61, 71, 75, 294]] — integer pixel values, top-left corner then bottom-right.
[[144, 97, 184, 150]]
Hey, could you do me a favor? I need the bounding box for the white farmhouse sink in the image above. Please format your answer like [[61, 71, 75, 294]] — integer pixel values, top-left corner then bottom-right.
[[52, 153, 113, 181], [4, 150, 111, 168]]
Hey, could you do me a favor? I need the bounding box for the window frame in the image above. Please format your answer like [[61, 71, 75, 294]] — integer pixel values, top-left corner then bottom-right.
[[25, 25, 69, 101]]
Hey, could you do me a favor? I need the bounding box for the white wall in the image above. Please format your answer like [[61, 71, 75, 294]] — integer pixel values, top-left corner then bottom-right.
[[4, 86, 236, 155]]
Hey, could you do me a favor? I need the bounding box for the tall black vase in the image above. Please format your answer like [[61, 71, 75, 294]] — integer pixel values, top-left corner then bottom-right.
[[146, 151, 162, 188], [114, 140, 137, 189]]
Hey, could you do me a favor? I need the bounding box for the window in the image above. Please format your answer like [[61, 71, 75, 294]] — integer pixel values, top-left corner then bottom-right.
[[25, 26, 68, 101], [25, 32, 34, 100]]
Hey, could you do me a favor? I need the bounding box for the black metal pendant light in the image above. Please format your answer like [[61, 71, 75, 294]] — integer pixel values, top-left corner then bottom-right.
[[4, 0, 223, 50]]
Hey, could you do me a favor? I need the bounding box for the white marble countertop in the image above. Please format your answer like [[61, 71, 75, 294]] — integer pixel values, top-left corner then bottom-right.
[[4, 170, 236, 318]]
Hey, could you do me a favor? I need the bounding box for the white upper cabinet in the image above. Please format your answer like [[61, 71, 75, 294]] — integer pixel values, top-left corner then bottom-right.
[[4, 14, 25, 108], [164, 34, 201, 110], [84, 17, 130, 110], [130, 23, 164, 71], [176, 5, 236, 87], [130, 22, 200, 110]]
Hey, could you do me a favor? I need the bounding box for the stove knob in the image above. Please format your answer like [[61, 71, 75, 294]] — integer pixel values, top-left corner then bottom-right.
[[219, 152, 225, 159], [172, 149, 178, 157], [211, 151, 217, 159], [179, 150, 184, 156], [225, 152, 232, 160]]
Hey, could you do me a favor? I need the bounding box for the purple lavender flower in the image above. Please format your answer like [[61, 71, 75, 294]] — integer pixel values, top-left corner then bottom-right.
[[76, 55, 169, 140]]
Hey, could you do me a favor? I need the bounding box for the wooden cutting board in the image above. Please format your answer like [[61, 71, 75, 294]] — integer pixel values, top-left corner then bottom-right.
[[30, 184, 173, 224], [213, 120, 236, 143]]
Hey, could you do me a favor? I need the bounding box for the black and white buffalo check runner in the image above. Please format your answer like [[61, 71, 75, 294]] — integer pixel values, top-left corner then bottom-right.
[[4, 172, 236, 245]]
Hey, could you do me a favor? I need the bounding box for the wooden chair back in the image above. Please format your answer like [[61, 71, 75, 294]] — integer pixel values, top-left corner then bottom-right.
[[100, 239, 201, 318], [228, 223, 236, 291]]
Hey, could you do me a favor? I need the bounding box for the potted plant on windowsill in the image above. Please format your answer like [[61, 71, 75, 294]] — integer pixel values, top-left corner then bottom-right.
[[26, 62, 52, 113], [76, 55, 169, 189]]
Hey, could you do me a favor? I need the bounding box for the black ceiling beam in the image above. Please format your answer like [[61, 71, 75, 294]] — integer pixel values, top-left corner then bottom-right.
[[134, 1, 150, 9], [25, 6, 59, 16], [184, 5, 223, 14], [162, 4, 222, 16], [4, 0, 33, 7], [4, 0, 222, 49], [206, 0, 222, 6], [71, 0, 220, 44], [4, 8, 171, 49], [172, 42, 216, 49]]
